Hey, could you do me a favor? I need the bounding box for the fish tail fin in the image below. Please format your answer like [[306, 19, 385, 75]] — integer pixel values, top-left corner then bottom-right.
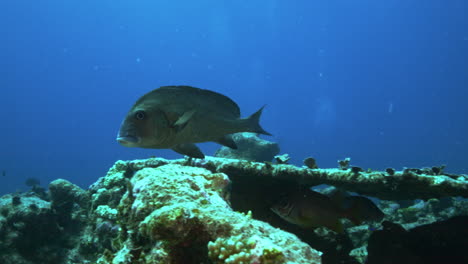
[[245, 105, 272, 136]]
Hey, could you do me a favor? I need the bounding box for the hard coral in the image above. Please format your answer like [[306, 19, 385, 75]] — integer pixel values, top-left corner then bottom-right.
[[208, 234, 287, 264], [96, 164, 320, 264]]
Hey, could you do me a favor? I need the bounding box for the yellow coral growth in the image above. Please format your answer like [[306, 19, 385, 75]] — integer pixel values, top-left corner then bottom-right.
[[208, 235, 256, 263], [208, 235, 285, 264]]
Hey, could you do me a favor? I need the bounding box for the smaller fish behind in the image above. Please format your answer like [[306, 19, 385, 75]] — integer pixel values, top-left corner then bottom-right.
[[340, 196, 385, 225], [1, 170, 5, 177], [271, 188, 384, 233], [271, 188, 347, 233]]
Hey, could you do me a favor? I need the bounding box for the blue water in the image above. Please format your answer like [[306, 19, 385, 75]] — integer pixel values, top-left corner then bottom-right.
[[1, 0, 467, 194]]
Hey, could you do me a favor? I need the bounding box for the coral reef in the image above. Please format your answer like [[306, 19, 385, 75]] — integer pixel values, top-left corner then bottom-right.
[[94, 164, 321, 263], [124, 156, 467, 200], [0, 155, 467, 264], [0, 180, 88, 264], [214, 132, 280, 162]]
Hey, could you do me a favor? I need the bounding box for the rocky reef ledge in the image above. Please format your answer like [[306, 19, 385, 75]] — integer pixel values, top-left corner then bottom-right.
[[1, 156, 467, 264], [127, 156, 468, 200]]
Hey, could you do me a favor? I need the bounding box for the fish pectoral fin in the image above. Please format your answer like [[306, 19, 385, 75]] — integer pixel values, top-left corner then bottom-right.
[[172, 143, 205, 159], [215, 135, 238, 149], [173, 110, 196, 130]]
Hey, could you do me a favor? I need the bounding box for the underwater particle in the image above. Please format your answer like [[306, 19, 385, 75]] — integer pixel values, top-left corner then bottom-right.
[[385, 168, 395, 176], [25, 177, 40, 187], [274, 154, 290, 164], [338, 158, 351, 170], [303, 157, 318, 169], [117, 85, 271, 159], [12, 196, 21, 206]]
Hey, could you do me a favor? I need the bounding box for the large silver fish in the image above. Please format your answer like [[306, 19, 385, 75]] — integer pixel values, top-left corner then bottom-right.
[[117, 86, 271, 158]]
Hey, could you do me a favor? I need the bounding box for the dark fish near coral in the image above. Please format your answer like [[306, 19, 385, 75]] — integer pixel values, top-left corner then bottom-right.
[[117, 86, 271, 158], [328, 188, 385, 224], [340, 196, 385, 224], [271, 188, 384, 233]]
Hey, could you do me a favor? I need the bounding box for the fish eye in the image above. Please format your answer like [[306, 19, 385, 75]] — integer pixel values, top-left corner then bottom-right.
[[134, 111, 146, 120]]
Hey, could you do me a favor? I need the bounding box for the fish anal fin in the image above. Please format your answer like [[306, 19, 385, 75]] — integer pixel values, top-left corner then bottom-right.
[[172, 143, 205, 159], [215, 135, 237, 149]]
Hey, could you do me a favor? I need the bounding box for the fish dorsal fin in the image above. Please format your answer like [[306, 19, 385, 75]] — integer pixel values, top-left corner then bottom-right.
[[157, 86, 241, 117]]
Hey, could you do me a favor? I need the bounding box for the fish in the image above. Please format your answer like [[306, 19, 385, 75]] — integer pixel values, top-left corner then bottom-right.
[[271, 188, 384, 233], [117, 86, 271, 158], [328, 188, 385, 224], [1, 170, 5, 177], [340, 195, 385, 224]]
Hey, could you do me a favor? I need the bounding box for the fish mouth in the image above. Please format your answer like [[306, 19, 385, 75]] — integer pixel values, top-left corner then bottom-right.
[[117, 135, 139, 145]]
